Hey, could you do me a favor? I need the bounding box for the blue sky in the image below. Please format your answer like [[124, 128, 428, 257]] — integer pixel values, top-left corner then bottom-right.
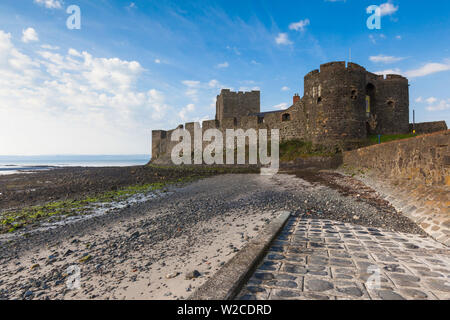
[[0, 0, 449, 155]]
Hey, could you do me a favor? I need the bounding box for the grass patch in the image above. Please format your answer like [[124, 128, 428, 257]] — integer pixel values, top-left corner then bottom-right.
[[367, 133, 419, 145], [279, 140, 336, 162]]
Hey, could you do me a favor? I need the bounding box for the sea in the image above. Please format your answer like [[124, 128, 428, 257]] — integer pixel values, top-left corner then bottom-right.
[[0, 155, 150, 175]]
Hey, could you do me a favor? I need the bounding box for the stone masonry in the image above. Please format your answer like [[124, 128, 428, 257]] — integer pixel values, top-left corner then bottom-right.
[[152, 61, 433, 162], [238, 217, 450, 300], [342, 130, 450, 245]]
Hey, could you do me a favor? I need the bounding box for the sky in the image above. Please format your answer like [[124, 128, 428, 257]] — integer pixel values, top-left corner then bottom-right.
[[0, 0, 449, 155]]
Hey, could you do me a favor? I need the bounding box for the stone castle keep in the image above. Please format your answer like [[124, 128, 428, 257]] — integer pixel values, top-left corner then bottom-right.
[[151, 61, 447, 162]]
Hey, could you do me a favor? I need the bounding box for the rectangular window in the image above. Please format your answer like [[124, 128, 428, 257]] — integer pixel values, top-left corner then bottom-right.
[[365, 96, 371, 114]]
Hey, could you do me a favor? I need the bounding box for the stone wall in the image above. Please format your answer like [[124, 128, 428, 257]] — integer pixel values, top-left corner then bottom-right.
[[342, 130, 450, 245], [152, 61, 414, 161], [343, 130, 450, 186], [410, 121, 448, 134]]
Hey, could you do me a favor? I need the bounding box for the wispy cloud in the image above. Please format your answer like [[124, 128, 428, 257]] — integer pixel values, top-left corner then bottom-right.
[[208, 79, 221, 88], [216, 61, 229, 68], [0, 29, 171, 154], [379, 1, 399, 16], [374, 68, 402, 76], [275, 33, 292, 45], [370, 54, 405, 64], [289, 19, 310, 32], [367, 1, 399, 17], [405, 61, 450, 78], [22, 28, 39, 43], [41, 44, 59, 50], [426, 99, 450, 111], [375, 60, 450, 78], [415, 96, 450, 112], [178, 103, 196, 120], [34, 0, 63, 9]]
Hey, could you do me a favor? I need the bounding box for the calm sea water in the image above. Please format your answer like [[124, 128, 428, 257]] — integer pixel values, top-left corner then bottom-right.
[[0, 155, 150, 175]]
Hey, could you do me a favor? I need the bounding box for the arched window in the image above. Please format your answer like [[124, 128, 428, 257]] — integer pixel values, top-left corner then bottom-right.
[[366, 83, 375, 96], [282, 113, 291, 122]]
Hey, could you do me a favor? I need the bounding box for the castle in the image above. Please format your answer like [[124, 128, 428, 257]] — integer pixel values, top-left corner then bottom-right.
[[151, 61, 447, 162]]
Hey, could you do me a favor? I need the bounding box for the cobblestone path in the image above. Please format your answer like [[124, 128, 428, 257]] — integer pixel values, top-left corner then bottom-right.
[[238, 216, 450, 300]]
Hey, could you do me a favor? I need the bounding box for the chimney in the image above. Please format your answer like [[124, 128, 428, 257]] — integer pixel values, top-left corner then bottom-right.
[[293, 93, 300, 104]]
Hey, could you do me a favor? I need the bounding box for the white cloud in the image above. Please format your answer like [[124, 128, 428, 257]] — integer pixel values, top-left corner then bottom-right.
[[369, 55, 404, 64], [281, 86, 290, 91], [415, 96, 450, 112], [41, 44, 59, 50], [374, 68, 402, 76], [182, 80, 200, 87], [216, 62, 229, 68], [68, 48, 82, 57], [426, 97, 437, 104], [0, 29, 170, 155], [154, 59, 161, 64], [178, 103, 196, 120], [405, 62, 450, 78], [208, 79, 221, 88], [34, 0, 63, 9], [367, 2, 398, 16], [396, 35, 402, 40], [22, 28, 39, 43], [375, 60, 450, 78], [182, 80, 201, 101], [239, 86, 260, 92], [289, 19, 310, 32], [426, 99, 450, 111], [379, 2, 399, 16], [275, 33, 292, 45]]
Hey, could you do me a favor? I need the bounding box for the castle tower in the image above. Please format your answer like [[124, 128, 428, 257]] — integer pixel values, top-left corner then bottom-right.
[[302, 61, 409, 147], [302, 61, 368, 145], [215, 89, 260, 124], [370, 74, 409, 134]]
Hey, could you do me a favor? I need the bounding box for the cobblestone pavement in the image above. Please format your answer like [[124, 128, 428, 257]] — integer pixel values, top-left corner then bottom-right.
[[238, 216, 450, 300]]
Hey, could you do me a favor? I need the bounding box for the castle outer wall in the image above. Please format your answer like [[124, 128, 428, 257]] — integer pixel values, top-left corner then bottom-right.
[[151, 61, 446, 163]]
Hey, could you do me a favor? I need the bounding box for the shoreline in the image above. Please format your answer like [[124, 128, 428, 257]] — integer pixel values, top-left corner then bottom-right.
[[0, 166, 442, 300]]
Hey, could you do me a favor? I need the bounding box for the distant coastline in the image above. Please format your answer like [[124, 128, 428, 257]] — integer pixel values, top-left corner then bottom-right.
[[0, 155, 150, 175]]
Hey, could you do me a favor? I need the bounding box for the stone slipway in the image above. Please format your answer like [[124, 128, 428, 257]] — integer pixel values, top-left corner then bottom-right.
[[189, 211, 291, 300], [237, 217, 450, 300], [349, 173, 450, 247]]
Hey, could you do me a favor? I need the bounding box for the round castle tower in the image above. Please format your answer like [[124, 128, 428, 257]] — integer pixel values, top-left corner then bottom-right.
[[302, 61, 409, 148]]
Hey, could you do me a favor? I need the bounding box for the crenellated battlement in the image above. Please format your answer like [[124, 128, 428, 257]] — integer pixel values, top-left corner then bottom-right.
[[149, 61, 444, 163], [216, 89, 260, 123], [305, 61, 368, 81]]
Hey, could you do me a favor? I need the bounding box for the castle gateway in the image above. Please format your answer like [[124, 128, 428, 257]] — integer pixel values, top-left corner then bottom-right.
[[151, 61, 446, 163]]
